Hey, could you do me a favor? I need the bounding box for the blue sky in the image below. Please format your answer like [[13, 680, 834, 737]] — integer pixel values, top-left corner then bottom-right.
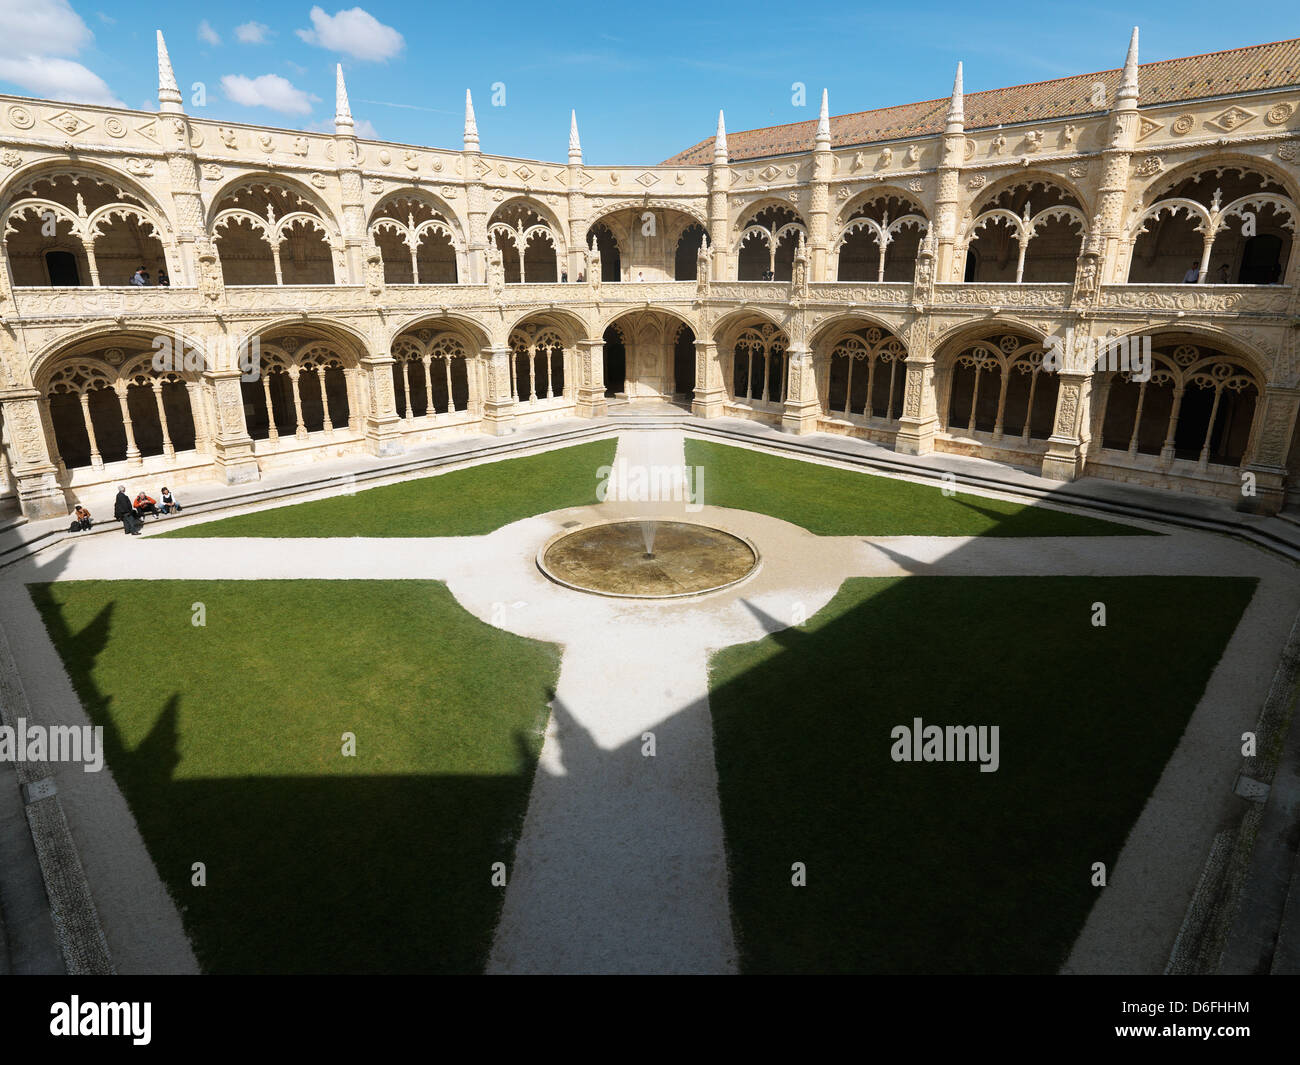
[[0, 1, 1296, 164]]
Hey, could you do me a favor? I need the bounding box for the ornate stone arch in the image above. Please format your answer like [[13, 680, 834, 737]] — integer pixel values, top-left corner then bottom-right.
[[205, 173, 342, 237], [597, 304, 699, 338], [960, 175, 1088, 284], [1140, 153, 1300, 212], [367, 187, 467, 243], [2, 164, 177, 287], [1124, 159, 1297, 285], [967, 171, 1091, 221], [0, 160, 172, 230], [837, 185, 928, 223]]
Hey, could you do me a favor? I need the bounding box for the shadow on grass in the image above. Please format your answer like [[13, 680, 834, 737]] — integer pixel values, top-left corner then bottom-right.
[[27, 580, 557, 974], [711, 574, 1257, 974]]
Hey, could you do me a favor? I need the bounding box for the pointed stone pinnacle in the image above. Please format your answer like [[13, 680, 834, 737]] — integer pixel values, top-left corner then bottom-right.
[[334, 64, 354, 133], [946, 61, 964, 128], [157, 30, 183, 114], [815, 89, 830, 148], [569, 110, 581, 163], [1118, 27, 1140, 103], [464, 89, 479, 151]]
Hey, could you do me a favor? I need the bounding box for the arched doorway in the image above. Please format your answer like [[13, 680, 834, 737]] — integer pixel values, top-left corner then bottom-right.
[[672, 326, 696, 397], [603, 324, 626, 397], [604, 311, 692, 400]]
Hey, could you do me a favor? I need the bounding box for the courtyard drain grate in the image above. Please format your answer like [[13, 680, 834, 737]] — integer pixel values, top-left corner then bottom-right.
[[1233, 774, 1271, 803]]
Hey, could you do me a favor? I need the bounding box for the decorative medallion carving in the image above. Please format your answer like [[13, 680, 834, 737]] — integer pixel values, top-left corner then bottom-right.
[[1265, 102, 1295, 126]]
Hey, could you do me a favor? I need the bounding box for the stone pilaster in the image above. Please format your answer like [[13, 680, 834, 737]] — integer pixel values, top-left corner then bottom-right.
[[575, 339, 607, 418], [0, 389, 65, 518], [934, 64, 965, 283], [1041, 371, 1091, 480], [781, 345, 820, 434], [1239, 385, 1298, 514], [334, 143, 365, 285], [1097, 29, 1141, 285], [202, 370, 261, 484], [162, 117, 205, 288], [692, 340, 728, 418], [894, 356, 940, 455], [708, 113, 730, 280], [479, 345, 518, 435], [808, 92, 833, 282], [357, 353, 405, 455]]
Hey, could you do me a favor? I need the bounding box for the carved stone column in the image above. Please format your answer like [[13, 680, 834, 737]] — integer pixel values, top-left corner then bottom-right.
[[575, 339, 607, 418], [163, 116, 205, 287], [335, 138, 366, 284], [692, 339, 727, 418], [1041, 371, 1091, 481], [781, 345, 820, 434], [0, 389, 66, 518], [894, 356, 940, 455], [479, 346, 518, 435], [204, 370, 260, 484], [464, 162, 488, 286], [358, 353, 405, 455], [1239, 385, 1298, 515]]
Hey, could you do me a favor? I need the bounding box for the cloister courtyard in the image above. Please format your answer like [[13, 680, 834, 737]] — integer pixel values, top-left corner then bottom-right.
[[0, 419, 1295, 974], [0, 18, 1298, 980]]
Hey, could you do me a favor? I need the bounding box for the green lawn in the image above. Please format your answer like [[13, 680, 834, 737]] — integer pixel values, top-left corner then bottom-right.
[[162, 439, 617, 538], [685, 439, 1149, 536], [30, 579, 560, 974], [708, 575, 1256, 974]]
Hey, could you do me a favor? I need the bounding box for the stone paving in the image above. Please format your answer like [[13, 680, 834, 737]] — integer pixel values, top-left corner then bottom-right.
[[0, 426, 1295, 972]]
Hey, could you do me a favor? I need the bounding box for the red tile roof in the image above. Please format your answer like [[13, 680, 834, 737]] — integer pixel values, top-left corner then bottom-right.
[[662, 37, 1300, 165]]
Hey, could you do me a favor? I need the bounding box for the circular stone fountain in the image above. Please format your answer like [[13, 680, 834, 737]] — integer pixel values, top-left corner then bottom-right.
[[538, 519, 760, 599]]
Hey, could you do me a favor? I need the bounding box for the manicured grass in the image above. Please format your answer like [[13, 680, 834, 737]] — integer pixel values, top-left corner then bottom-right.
[[685, 439, 1150, 536], [162, 439, 617, 538], [708, 575, 1256, 974], [30, 579, 560, 974]]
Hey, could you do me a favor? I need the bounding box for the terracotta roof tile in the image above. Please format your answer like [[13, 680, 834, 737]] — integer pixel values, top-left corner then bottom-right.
[[662, 37, 1300, 165]]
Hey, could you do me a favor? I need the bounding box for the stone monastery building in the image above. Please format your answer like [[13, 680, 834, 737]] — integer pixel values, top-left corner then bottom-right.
[[0, 28, 1297, 519]]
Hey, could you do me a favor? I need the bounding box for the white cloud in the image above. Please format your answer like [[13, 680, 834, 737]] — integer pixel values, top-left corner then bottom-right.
[[0, 0, 122, 105], [0, 55, 122, 106], [96, 11, 115, 24], [296, 6, 403, 61], [198, 19, 221, 46], [221, 73, 318, 114], [285, 60, 308, 75], [0, 0, 92, 57], [235, 21, 271, 44]]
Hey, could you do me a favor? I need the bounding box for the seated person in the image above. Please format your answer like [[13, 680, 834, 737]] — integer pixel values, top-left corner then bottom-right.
[[69, 504, 93, 532], [159, 487, 182, 514], [134, 491, 160, 518]]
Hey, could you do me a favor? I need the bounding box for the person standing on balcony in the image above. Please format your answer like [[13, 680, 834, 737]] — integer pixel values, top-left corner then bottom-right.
[[1181, 261, 1200, 283], [130, 267, 148, 286]]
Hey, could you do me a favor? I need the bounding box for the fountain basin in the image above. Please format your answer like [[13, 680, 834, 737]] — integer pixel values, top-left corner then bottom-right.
[[537, 519, 760, 599]]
